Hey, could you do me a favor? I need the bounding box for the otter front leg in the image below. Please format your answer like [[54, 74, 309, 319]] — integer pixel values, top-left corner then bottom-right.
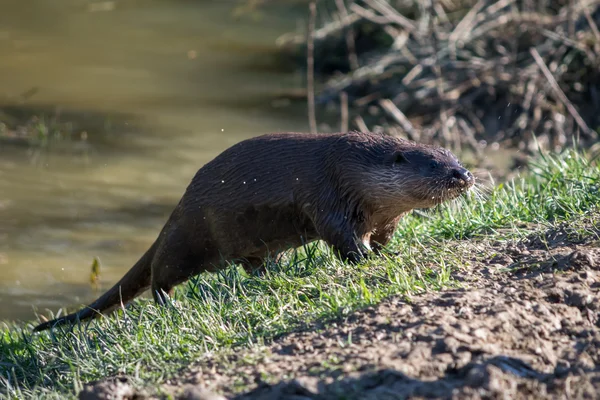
[[315, 216, 371, 264], [370, 217, 402, 255], [332, 235, 371, 263], [369, 217, 400, 254]]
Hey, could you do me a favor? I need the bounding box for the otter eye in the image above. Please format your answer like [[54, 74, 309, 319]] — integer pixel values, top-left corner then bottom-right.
[[393, 153, 407, 164], [430, 160, 441, 169]]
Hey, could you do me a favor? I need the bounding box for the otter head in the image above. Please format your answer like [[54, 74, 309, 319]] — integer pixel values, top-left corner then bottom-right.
[[353, 137, 475, 212]]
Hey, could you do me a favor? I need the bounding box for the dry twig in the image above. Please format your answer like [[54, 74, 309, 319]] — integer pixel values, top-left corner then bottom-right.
[[307, 0, 317, 134], [335, 0, 359, 70], [529, 47, 593, 139], [340, 91, 349, 132]]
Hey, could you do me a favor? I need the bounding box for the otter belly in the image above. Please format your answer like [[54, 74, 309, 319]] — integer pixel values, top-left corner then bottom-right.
[[225, 204, 318, 258]]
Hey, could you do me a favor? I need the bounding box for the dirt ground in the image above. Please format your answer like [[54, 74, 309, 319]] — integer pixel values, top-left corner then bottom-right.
[[79, 216, 600, 400]]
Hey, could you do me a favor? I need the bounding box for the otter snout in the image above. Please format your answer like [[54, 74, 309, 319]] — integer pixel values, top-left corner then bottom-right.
[[450, 167, 474, 188]]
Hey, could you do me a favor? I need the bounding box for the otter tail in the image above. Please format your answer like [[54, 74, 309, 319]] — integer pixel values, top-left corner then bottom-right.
[[32, 241, 157, 333]]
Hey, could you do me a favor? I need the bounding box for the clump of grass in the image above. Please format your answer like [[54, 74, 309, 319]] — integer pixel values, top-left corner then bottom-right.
[[0, 110, 80, 149], [1, 147, 598, 398]]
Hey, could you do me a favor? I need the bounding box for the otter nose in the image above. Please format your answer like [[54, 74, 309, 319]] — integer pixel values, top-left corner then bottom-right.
[[451, 167, 474, 186]]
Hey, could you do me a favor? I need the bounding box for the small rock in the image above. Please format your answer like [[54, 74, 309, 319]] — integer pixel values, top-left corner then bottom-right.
[[294, 376, 320, 395], [177, 384, 226, 400], [436, 337, 460, 354], [472, 328, 488, 340], [489, 254, 514, 265], [277, 342, 301, 355], [569, 250, 595, 270], [464, 364, 489, 388], [566, 291, 594, 308], [78, 376, 137, 400]]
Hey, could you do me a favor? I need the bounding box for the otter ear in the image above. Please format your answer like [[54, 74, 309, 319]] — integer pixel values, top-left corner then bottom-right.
[[393, 153, 408, 164]]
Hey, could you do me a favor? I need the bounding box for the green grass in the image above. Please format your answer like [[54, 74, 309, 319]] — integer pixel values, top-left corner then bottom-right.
[[1, 147, 599, 399]]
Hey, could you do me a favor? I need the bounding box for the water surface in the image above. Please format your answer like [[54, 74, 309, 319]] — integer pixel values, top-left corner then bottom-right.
[[0, 0, 309, 321]]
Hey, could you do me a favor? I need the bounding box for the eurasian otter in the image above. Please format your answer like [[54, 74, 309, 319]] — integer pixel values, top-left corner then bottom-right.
[[33, 131, 474, 332]]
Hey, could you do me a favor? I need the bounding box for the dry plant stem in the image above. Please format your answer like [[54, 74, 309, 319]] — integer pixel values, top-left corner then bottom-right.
[[379, 99, 417, 141], [583, 3, 600, 44], [335, 0, 359, 70], [428, 0, 452, 148], [568, 0, 575, 38], [402, 64, 424, 85], [276, 6, 361, 47], [363, 0, 418, 33], [354, 115, 369, 132], [433, 2, 450, 27], [448, 0, 486, 60], [307, 0, 317, 135], [507, 1, 520, 131], [457, 118, 483, 159], [350, 3, 395, 24], [468, 13, 566, 43], [529, 47, 593, 139], [540, 29, 593, 55], [340, 91, 349, 132]]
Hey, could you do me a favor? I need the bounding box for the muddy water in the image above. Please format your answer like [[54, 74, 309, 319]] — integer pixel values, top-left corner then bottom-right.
[[0, 0, 309, 321]]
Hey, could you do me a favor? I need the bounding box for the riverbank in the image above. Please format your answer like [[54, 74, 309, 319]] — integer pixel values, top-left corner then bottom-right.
[[1, 146, 598, 399]]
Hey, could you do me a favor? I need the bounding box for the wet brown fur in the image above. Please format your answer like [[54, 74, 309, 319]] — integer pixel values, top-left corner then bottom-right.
[[33, 131, 474, 332]]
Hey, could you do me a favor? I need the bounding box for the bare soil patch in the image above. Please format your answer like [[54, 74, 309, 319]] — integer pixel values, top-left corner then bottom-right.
[[80, 216, 600, 400]]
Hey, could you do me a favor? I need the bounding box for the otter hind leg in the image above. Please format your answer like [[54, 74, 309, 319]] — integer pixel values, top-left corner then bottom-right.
[[151, 256, 200, 305], [149, 234, 210, 306], [240, 256, 267, 276], [240, 251, 288, 276]]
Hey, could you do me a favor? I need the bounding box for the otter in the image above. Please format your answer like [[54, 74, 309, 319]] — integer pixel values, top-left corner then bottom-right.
[[33, 131, 474, 332]]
